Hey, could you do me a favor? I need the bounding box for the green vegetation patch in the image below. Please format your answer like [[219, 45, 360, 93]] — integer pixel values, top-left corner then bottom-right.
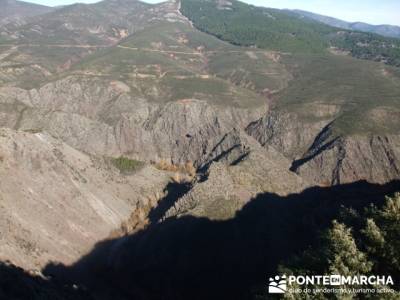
[[275, 53, 400, 135], [160, 76, 265, 108], [111, 156, 144, 174]]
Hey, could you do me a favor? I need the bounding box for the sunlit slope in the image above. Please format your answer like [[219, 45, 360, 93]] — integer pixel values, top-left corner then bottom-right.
[[0, 0, 177, 87], [0, 0, 54, 26], [71, 21, 291, 108], [181, 0, 400, 67], [276, 54, 400, 134]]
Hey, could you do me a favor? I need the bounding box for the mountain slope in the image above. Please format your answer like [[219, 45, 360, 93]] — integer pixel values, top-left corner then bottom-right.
[[181, 0, 400, 185], [293, 9, 400, 39], [0, 1, 191, 88], [181, 0, 335, 53], [3, 0, 152, 45], [180, 0, 400, 67], [0, 127, 172, 270], [0, 0, 54, 26], [0, 0, 398, 187], [0, 0, 309, 270], [0, 0, 289, 165], [0, 1, 400, 298]]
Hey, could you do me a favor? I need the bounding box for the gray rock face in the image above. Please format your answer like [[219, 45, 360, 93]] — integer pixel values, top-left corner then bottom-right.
[[246, 110, 332, 160], [0, 76, 265, 165], [164, 129, 308, 220], [291, 128, 400, 185], [164, 162, 238, 220], [248, 111, 400, 185]]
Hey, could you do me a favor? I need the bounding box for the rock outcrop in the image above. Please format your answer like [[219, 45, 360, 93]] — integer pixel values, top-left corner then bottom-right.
[[0, 77, 265, 165], [248, 111, 400, 185], [164, 129, 308, 220], [291, 125, 400, 185], [246, 109, 334, 160]]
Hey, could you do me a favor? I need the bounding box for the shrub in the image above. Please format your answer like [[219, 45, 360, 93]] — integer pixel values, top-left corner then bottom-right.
[[155, 159, 196, 180], [23, 129, 42, 134], [155, 159, 180, 172]]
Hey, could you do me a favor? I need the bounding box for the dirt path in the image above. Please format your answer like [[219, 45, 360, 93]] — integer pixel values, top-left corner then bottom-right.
[[117, 45, 203, 56], [0, 46, 18, 62], [0, 44, 109, 48]]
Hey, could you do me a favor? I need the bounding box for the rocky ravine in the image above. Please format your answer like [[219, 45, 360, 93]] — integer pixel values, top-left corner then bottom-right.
[[164, 128, 308, 221], [0, 81, 310, 271], [0, 127, 172, 270], [1, 71, 399, 273], [0, 0, 399, 285]]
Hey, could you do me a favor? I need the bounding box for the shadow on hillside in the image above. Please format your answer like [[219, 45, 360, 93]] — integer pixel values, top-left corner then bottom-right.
[[0, 262, 92, 300], [5, 180, 400, 300], [148, 181, 192, 224]]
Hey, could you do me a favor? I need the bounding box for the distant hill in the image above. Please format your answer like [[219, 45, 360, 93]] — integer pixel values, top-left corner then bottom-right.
[[2, 0, 154, 45], [293, 9, 400, 39], [180, 0, 400, 67], [0, 0, 54, 26]]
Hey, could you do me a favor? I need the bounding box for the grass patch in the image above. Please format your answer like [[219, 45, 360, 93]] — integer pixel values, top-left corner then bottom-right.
[[111, 156, 144, 174], [207, 51, 290, 92]]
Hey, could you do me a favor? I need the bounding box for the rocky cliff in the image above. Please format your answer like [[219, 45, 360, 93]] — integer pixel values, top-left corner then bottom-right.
[[247, 110, 400, 185], [0, 76, 265, 165], [291, 126, 400, 185]]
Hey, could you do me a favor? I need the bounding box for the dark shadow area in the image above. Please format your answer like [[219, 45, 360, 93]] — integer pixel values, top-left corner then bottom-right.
[[43, 180, 400, 300], [3, 180, 400, 300], [0, 261, 92, 300], [289, 121, 337, 173], [148, 182, 192, 224]]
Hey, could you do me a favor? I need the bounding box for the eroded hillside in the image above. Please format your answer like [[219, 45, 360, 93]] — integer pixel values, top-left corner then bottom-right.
[[0, 0, 399, 298]]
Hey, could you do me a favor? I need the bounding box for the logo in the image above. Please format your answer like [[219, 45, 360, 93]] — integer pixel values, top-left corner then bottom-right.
[[269, 275, 287, 294], [267, 274, 394, 295]]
